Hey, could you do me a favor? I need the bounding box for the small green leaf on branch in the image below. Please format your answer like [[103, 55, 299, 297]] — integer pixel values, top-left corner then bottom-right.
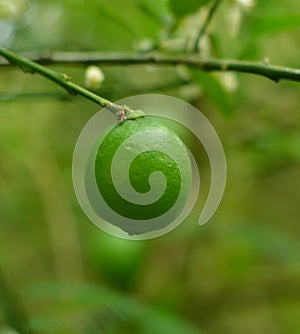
[[169, 0, 212, 18], [125, 108, 145, 121]]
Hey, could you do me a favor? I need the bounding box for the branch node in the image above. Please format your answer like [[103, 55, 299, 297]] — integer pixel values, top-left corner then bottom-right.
[[263, 57, 271, 66], [116, 106, 128, 123], [62, 73, 71, 81], [19, 64, 35, 74], [221, 64, 228, 71]]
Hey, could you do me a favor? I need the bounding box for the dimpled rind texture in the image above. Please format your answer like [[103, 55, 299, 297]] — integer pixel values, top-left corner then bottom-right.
[[94, 116, 192, 235]]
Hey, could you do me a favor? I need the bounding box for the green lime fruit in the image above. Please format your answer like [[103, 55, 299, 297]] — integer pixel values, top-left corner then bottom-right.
[[94, 116, 192, 235]]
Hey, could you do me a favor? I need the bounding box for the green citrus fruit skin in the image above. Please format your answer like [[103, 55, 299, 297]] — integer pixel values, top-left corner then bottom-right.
[[94, 116, 192, 234]]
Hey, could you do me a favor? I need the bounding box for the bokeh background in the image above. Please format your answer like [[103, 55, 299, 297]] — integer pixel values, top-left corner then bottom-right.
[[0, 0, 300, 333]]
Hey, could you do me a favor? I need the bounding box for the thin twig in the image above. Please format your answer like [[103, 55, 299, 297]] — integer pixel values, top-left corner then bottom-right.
[[193, 0, 223, 53], [0, 48, 138, 119], [1, 50, 300, 83]]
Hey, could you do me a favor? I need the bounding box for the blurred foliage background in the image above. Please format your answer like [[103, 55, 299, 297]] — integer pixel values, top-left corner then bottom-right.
[[0, 0, 300, 333]]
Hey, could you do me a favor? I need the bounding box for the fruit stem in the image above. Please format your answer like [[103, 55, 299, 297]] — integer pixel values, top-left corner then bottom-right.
[[0, 47, 144, 122]]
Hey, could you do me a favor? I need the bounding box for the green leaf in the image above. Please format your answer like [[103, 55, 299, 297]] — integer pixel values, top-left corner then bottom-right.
[[138, 0, 170, 25], [96, 2, 138, 37], [190, 69, 232, 116], [251, 15, 300, 36], [26, 282, 201, 334], [169, 0, 211, 18]]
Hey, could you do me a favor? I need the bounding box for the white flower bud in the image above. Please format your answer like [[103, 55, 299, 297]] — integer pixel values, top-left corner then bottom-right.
[[84, 65, 105, 90], [228, 0, 255, 36], [197, 35, 211, 58], [215, 73, 239, 93], [0, 2, 13, 18], [227, 4, 242, 36], [237, 0, 255, 9], [0, 0, 29, 19]]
